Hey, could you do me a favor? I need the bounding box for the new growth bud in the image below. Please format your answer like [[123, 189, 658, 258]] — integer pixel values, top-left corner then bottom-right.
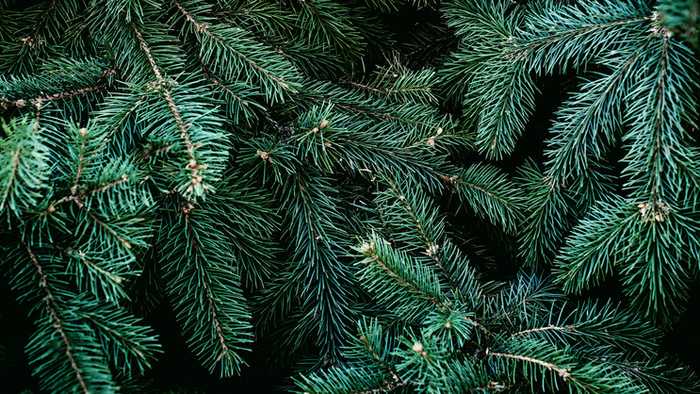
[[359, 241, 375, 256], [257, 150, 270, 161], [412, 341, 423, 353]]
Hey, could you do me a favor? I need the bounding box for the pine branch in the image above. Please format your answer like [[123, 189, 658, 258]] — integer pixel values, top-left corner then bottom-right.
[[132, 25, 200, 188], [291, 0, 366, 60], [555, 196, 700, 319], [517, 0, 651, 74], [172, 0, 302, 104], [0, 116, 50, 219], [4, 241, 157, 392], [72, 296, 161, 377], [277, 171, 356, 359], [515, 160, 573, 267], [292, 104, 445, 187], [484, 274, 559, 326], [342, 57, 439, 105], [292, 183, 693, 392], [22, 244, 93, 394], [544, 52, 641, 183], [443, 164, 524, 234], [487, 337, 644, 393], [376, 176, 483, 301], [510, 300, 659, 357], [200, 66, 266, 126], [468, 57, 537, 159], [158, 200, 254, 377], [554, 196, 633, 295], [621, 35, 700, 203], [356, 234, 447, 323], [0, 59, 113, 112], [0, 0, 82, 74]]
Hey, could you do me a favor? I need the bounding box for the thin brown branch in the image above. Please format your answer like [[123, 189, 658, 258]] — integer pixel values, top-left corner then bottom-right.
[[0, 68, 115, 111], [358, 334, 403, 385], [71, 131, 88, 195], [202, 276, 230, 360], [512, 324, 575, 337], [487, 349, 571, 380], [67, 248, 125, 286], [47, 173, 132, 213], [88, 175, 131, 196]]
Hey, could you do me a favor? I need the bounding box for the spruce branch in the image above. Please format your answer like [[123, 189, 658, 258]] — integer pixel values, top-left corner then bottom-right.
[[295, 215, 683, 392], [517, 0, 651, 73], [544, 52, 642, 184], [357, 235, 448, 321], [22, 243, 92, 394], [2, 0, 699, 390], [158, 200, 254, 377], [0, 116, 51, 219], [277, 171, 356, 359], [622, 35, 700, 203], [132, 25, 202, 192], [292, 0, 366, 60], [0, 60, 114, 112], [172, 0, 302, 104], [515, 162, 569, 266], [443, 164, 524, 233]]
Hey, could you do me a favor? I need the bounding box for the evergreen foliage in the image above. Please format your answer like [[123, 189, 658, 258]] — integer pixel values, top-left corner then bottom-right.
[[295, 186, 697, 393], [1, 0, 699, 392]]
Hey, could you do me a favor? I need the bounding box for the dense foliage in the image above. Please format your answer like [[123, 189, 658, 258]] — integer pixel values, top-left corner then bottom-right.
[[0, 0, 698, 392]]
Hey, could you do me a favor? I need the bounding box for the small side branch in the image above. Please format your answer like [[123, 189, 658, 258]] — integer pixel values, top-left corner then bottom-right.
[[186, 218, 230, 362], [23, 243, 90, 394], [0, 69, 115, 111], [486, 349, 571, 380], [131, 24, 203, 191], [511, 325, 575, 337]]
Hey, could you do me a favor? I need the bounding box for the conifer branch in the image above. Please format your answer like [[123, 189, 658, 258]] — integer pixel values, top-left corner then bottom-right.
[[544, 51, 642, 183], [1, 148, 21, 209], [511, 324, 575, 337], [486, 348, 572, 379], [71, 129, 88, 193], [358, 334, 404, 386], [516, 0, 652, 73], [23, 243, 90, 394], [131, 24, 203, 194], [159, 202, 253, 376], [87, 174, 133, 196], [87, 211, 133, 250], [443, 165, 523, 233], [173, 0, 301, 103], [0, 68, 115, 111], [1, 85, 102, 110], [0, 117, 50, 217], [186, 217, 231, 361], [67, 249, 125, 287], [48, 173, 134, 213], [642, 36, 671, 204], [361, 241, 445, 309]]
